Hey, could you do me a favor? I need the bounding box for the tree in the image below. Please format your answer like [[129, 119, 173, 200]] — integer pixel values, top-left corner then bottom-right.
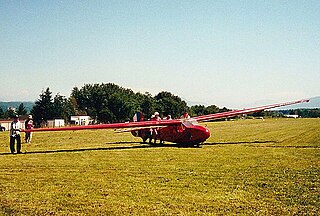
[[190, 105, 206, 116], [219, 107, 230, 113], [136, 92, 156, 118], [71, 84, 108, 121], [295, 108, 320, 118], [205, 105, 220, 115], [31, 88, 54, 127], [17, 103, 28, 115], [69, 95, 86, 115], [71, 83, 140, 123], [52, 94, 75, 121], [6, 108, 16, 118], [0, 107, 4, 118], [154, 91, 188, 118]]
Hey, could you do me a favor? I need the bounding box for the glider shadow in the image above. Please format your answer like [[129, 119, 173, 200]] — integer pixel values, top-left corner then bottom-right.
[[203, 140, 278, 145], [0, 142, 176, 155], [1, 141, 280, 155]]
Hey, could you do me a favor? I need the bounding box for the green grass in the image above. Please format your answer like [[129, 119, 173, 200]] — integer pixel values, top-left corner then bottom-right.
[[0, 118, 319, 215]]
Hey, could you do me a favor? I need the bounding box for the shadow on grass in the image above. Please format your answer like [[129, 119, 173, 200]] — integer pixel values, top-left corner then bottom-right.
[[105, 141, 144, 144], [7, 140, 315, 155], [203, 141, 320, 149], [203, 140, 277, 145], [0, 143, 177, 155], [252, 145, 320, 149]]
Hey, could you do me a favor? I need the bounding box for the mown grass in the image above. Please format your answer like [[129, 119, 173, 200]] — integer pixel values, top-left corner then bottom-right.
[[0, 118, 319, 215]]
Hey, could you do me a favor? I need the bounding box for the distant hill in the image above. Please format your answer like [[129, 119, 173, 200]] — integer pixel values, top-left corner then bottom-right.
[[0, 101, 34, 112]]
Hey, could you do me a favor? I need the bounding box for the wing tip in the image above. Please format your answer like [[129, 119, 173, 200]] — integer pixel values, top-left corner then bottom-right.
[[301, 99, 310, 103]]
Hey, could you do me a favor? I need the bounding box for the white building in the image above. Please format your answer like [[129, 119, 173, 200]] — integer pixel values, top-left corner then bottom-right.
[[284, 114, 299, 118], [47, 119, 65, 127], [70, 116, 93, 126]]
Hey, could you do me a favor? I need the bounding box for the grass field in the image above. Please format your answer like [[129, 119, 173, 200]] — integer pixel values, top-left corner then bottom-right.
[[0, 118, 319, 215]]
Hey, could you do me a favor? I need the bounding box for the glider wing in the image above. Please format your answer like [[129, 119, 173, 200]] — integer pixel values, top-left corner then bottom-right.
[[22, 119, 182, 132], [193, 99, 309, 122]]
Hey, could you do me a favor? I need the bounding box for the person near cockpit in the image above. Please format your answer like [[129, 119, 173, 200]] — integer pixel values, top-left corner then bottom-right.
[[149, 112, 161, 144], [180, 112, 190, 119]]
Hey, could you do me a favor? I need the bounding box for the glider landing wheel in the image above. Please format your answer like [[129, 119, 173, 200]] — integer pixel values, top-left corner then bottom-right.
[[193, 143, 201, 148], [178, 142, 201, 148]]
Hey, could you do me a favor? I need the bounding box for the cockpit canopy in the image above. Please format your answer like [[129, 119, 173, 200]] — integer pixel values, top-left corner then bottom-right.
[[182, 119, 199, 128]]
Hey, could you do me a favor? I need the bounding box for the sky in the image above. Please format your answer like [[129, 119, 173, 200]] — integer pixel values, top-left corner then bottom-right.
[[0, 0, 319, 108]]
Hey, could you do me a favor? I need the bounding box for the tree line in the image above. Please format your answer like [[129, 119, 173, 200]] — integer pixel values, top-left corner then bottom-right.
[[0, 83, 229, 127], [1, 83, 319, 127], [280, 109, 320, 118]]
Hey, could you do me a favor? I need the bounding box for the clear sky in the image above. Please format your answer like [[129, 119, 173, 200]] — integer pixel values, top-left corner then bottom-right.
[[1, 0, 319, 108]]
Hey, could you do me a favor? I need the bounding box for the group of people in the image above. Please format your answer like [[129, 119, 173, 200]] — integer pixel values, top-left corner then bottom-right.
[[148, 112, 162, 144], [147, 111, 190, 144], [9, 111, 191, 152], [9, 115, 33, 154]]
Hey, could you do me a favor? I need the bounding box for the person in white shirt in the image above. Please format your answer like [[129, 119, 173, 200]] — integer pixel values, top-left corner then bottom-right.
[[149, 112, 161, 144], [10, 115, 22, 154], [180, 112, 190, 119]]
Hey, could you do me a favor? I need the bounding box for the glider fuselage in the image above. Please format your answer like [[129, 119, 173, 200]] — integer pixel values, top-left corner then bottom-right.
[[132, 120, 210, 146]]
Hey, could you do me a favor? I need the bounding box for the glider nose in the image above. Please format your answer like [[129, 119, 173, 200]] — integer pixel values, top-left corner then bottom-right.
[[192, 125, 211, 143], [203, 128, 211, 140]]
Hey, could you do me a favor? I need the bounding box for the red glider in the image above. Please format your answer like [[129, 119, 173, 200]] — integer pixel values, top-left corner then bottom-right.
[[23, 99, 309, 146]]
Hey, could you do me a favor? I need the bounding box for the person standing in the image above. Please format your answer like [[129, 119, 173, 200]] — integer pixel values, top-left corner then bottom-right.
[[151, 112, 161, 144], [25, 115, 33, 143], [10, 115, 22, 154], [165, 115, 172, 120]]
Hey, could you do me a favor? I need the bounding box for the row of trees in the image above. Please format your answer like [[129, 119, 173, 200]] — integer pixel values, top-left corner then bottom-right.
[[27, 83, 229, 127], [282, 109, 320, 118]]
